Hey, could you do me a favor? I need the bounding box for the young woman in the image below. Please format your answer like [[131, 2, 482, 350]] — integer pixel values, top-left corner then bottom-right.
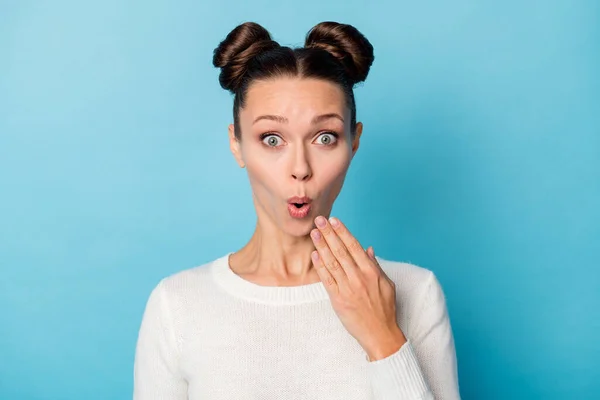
[[134, 21, 461, 400]]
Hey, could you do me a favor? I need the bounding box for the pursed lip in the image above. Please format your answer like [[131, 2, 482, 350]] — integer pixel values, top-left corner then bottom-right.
[[287, 196, 312, 204]]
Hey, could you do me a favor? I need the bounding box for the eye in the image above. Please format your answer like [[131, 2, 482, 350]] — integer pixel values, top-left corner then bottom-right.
[[314, 132, 339, 146], [261, 134, 283, 148]]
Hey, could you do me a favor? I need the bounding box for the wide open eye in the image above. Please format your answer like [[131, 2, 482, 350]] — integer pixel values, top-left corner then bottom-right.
[[261, 134, 283, 147], [314, 132, 339, 146]]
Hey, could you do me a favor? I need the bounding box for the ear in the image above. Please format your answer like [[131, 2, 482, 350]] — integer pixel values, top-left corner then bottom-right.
[[351, 122, 363, 157], [228, 124, 245, 168]]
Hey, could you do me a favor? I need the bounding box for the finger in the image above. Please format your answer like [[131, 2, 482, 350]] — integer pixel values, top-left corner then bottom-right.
[[310, 228, 348, 286], [328, 217, 372, 271], [365, 246, 377, 261], [314, 216, 359, 278], [311, 250, 338, 295], [367, 246, 375, 260], [366, 246, 389, 278]]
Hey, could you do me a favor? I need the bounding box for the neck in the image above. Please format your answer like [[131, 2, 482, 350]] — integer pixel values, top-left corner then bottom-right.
[[229, 221, 320, 287]]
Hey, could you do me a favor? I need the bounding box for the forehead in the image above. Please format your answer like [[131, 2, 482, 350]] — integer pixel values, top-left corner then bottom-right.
[[240, 77, 349, 121]]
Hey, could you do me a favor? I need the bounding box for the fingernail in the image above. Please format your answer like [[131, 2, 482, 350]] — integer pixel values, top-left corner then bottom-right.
[[329, 217, 340, 227], [311, 251, 319, 262], [315, 216, 326, 228], [311, 229, 321, 240]]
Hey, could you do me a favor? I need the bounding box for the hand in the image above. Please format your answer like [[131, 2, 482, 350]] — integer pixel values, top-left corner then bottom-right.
[[310, 215, 407, 361]]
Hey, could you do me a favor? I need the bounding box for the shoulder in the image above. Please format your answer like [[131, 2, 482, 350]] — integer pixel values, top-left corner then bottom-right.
[[376, 256, 447, 308], [376, 256, 434, 289], [148, 254, 227, 305]]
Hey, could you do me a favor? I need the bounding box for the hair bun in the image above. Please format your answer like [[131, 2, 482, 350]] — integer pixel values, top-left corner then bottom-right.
[[305, 21, 374, 85], [213, 22, 280, 92]]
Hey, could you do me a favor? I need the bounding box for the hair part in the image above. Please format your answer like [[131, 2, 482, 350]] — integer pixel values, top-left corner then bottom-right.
[[213, 21, 374, 140]]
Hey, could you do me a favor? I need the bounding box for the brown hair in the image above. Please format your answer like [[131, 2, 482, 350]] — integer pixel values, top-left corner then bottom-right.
[[212, 21, 375, 140]]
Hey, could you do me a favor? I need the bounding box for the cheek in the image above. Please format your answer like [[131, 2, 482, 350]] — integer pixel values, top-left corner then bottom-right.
[[244, 154, 285, 199], [318, 153, 352, 185]]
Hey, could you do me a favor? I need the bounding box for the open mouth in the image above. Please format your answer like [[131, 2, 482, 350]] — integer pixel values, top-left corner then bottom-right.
[[287, 199, 312, 218]]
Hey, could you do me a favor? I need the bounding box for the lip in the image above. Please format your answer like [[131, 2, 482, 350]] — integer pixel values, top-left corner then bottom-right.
[[288, 202, 312, 219], [287, 195, 313, 219], [287, 196, 312, 204]]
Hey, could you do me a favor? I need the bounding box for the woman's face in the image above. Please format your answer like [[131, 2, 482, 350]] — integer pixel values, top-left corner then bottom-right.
[[229, 77, 362, 237]]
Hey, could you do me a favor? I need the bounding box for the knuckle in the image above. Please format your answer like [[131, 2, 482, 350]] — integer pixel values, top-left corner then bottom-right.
[[348, 240, 363, 253], [366, 266, 381, 279], [334, 246, 349, 259], [326, 260, 342, 272]]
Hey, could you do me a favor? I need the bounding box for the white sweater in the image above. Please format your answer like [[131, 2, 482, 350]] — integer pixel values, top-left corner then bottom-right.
[[133, 253, 461, 399]]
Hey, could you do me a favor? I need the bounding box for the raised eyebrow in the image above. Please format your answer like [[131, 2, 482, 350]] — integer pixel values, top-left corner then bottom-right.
[[312, 113, 344, 124], [253, 115, 288, 125], [253, 113, 344, 125]]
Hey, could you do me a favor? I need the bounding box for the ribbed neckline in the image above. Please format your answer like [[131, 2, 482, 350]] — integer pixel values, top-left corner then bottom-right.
[[210, 252, 330, 305]]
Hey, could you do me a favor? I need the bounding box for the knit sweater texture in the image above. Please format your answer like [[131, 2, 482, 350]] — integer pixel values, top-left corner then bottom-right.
[[133, 252, 461, 399]]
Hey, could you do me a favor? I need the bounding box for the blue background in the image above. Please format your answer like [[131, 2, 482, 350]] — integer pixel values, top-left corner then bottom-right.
[[1, 1, 598, 399]]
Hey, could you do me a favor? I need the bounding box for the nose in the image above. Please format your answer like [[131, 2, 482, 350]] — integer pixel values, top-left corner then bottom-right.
[[291, 145, 312, 181]]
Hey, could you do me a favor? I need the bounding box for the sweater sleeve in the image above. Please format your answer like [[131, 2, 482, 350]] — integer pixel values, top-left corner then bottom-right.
[[133, 280, 188, 400], [366, 271, 461, 400]]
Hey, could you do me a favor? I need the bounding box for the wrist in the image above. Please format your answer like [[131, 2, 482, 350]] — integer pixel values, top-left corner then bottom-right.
[[365, 327, 407, 361]]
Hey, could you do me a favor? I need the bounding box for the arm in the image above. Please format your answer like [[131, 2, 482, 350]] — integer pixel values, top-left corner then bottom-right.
[[366, 271, 461, 400], [133, 280, 188, 400]]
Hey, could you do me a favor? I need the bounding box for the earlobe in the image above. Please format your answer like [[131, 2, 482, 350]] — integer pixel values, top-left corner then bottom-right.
[[228, 124, 245, 168]]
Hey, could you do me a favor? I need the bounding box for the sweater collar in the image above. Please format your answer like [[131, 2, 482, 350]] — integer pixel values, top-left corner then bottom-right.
[[211, 252, 330, 305]]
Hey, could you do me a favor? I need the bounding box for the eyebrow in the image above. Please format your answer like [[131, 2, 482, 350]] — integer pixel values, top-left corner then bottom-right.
[[252, 113, 345, 125]]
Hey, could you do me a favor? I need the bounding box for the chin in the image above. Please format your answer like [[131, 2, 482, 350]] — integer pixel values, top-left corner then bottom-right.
[[283, 216, 315, 238]]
